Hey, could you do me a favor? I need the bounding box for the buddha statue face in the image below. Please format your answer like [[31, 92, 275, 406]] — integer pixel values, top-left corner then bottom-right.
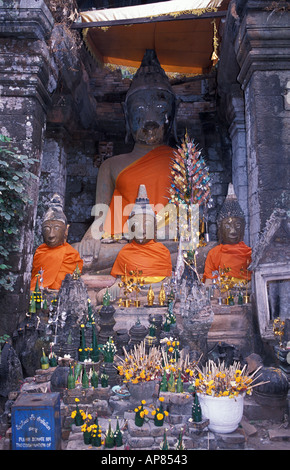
[[125, 88, 176, 145], [128, 211, 156, 244], [219, 217, 245, 245], [42, 220, 68, 248]]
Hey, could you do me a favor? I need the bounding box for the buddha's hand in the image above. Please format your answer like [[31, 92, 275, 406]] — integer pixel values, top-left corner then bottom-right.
[[73, 238, 101, 265]]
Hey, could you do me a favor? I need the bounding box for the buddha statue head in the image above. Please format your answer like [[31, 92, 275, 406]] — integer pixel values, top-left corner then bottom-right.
[[124, 49, 177, 145], [127, 184, 156, 244], [42, 194, 68, 248], [217, 184, 245, 245]]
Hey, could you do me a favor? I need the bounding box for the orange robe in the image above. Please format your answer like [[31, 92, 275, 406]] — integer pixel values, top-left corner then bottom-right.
[[103, 145, 174, 237], [111, 240, 172, 279], [30, 242, 83, 291], [203, 242, 252, 281]]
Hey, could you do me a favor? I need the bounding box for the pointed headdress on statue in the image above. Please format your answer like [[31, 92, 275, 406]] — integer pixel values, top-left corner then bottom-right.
[[43, 193, 67, 225], [125, 49, 175, 102], [129, 184, 156, 219], [217, 183, 245, 226]]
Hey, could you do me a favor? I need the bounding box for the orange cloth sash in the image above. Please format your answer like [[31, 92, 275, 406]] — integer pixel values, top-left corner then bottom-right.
[[30, 242, 83, 291], [110, 240, 172, 278], [203, 242, 252, 281], [103, 145, 174, 237]]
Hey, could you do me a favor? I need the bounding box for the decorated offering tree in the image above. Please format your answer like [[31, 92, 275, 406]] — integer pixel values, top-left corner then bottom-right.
[[90, 323, 99, 362], [169, 132, 212, 267], [100, 336, 117, 363], [151, 397, 169, 426], [134, 400, 149, 427], [104, 420, 115, 448], [71, 398, 86, 426], [114, 418, 123, 447]]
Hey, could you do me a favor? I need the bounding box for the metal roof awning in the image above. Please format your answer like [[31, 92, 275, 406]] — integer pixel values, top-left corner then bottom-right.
[[73, 0, 230, 76]]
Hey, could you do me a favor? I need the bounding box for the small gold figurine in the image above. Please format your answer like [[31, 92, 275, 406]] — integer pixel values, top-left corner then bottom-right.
[[129, 268, 144, 307], [147, 285, 154, 306], [118, 264, 134, 307], [158, 283, 166, 306]]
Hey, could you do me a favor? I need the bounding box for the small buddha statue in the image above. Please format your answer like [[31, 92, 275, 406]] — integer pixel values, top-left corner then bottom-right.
[[147, 285, 155, 306], [110, 184, 172, 283], [30, 194, 83, 291], [73, 49, 178, 272], [203, 184, 251, 284]]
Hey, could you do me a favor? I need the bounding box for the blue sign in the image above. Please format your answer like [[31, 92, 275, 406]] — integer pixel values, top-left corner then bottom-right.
[[12, 393, 61, 450]]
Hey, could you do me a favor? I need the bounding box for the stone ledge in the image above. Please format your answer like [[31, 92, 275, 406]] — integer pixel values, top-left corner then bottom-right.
[[268, 427, 290, 442]]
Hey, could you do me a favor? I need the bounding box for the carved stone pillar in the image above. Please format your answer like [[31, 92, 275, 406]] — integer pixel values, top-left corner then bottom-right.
[[0, 0, 54, 335], [227, 84, 249, 245], [235, 1, 290, 248]]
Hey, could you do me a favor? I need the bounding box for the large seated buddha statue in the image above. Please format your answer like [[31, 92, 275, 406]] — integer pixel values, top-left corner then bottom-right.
[[203, 183, 252, 284], [73, 49, 178, 273], [30, 194, 83, 291]]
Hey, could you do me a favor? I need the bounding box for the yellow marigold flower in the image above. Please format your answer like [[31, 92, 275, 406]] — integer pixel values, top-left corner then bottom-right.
[[140, 370, 146, 379], [75, 398, 80, 402], [159, 397, 164, 402], [140, 411, 145, 418], [71, 411, 76, 418], [168, 347, 174, 353], [222, 391, 229, 396], [131, 378, 139, 384], [164, 410, 169, 416], [134, 408, 139, 413], [156, 413, 164, 421], [195, 378, 200, 387], [151, 410, 156, 416], [144, 409, 149, 415], [141, 400, 146, 405]]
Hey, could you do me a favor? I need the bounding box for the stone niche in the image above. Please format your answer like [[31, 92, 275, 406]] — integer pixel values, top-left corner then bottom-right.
[[250, 209, 290, 342]]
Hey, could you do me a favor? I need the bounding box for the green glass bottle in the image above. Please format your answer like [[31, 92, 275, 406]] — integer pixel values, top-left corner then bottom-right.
[[40, 348, 49, 370]]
